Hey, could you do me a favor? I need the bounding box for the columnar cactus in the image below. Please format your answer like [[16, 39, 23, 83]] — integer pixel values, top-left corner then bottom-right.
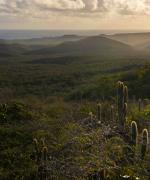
[[33, 138, 38, 152], [141, 129, 149, 159], [117, 81, 128, 128], [138, 99, 142, 112], [33, 138, 49, 180], [110, 105, 114, 122], [124, 86, 128, 104], [123, 103, 127, 122], [41, 138, 46, 147], [42, 146, 48, 163], [97, 103, 102, 122], [42, 146, 48, 180], [131, 121, 138, 146], [117, 81, 124, 126], [89, 112, 93, 121], [33, 138, 40, 163], [99, 169, 106, 180]]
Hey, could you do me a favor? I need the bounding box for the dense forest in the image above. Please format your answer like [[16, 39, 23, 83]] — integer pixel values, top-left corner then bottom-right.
[[0, 33, 150, 179]]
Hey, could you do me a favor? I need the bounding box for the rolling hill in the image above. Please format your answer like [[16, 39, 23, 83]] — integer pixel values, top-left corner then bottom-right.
[[0, 40, 29, 57], [28, 36, 138, 57], [106, 32, 150, 50], [5, 34, 84, 48]]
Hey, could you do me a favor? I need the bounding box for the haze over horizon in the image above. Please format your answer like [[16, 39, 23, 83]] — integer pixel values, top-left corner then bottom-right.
[[1, 0, 150, 30]]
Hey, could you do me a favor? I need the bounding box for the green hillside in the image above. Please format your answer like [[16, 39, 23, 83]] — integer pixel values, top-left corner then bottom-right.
[[29, 36, 138, 57], [0, 34, 150, 99]]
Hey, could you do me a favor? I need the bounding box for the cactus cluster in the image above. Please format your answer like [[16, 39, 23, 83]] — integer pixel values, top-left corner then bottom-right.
[[117, 81, 128, 128], [97, 103, 115, 124], [130, 122, 149, 159], [33, 138, 48, 180], [30, 81, 150, 179]]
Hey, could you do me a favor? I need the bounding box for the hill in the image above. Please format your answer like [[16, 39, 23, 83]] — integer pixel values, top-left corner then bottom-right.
[[107, 32, 150, 50], [0, 41, 29, 57], [28, 36, 138, 57], [5, 35, 84, 48]]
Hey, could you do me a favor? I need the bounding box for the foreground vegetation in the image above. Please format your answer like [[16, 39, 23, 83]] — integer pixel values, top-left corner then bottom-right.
[[0, 80, 149, 179]]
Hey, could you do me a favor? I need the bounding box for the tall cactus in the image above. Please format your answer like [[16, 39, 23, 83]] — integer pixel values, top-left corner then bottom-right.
[[124, 86, 128, 104], [131, 121, 138, 146], [89, 112, 93, 121], [33, 138, 38, 152], [117, 81, 128, 128], [33, 138, 40, 163], [99, 169, 106, 180], [117, 81, 124, 127], [42, 146, 48, 180], [110, 105, 114, 122], [41, 138, 46, 147], [141, 129, 149, 159], [138, 99, 142, 112], [42, 146, 48, 163], [33, 138, 49, 180], [97, 103, 102, 122]]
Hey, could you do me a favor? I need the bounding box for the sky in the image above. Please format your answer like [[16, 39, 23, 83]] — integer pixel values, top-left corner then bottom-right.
[[0, 0, 150, 30]]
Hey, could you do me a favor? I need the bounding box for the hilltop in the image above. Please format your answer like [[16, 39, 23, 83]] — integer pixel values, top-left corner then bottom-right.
[[106, 32, 150, 50], [28, 36, 138, 57]]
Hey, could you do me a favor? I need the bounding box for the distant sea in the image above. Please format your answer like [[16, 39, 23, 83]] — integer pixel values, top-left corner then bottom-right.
[[0, 29, 149, 40]]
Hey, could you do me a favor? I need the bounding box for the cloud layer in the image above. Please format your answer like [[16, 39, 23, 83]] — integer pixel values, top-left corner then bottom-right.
[[0, 0, 150, 18]]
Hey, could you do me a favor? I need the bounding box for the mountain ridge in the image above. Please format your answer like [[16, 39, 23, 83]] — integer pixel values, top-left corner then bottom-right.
[[105, 32, 150, 50], [28, 35, 138, 57]]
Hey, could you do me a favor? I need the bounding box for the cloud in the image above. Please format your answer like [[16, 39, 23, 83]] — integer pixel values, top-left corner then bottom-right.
[[102, 0, 150, 15], [82, 0, 98, 10], [0, 0, 150, 18], [33, 0, 85, 10]]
